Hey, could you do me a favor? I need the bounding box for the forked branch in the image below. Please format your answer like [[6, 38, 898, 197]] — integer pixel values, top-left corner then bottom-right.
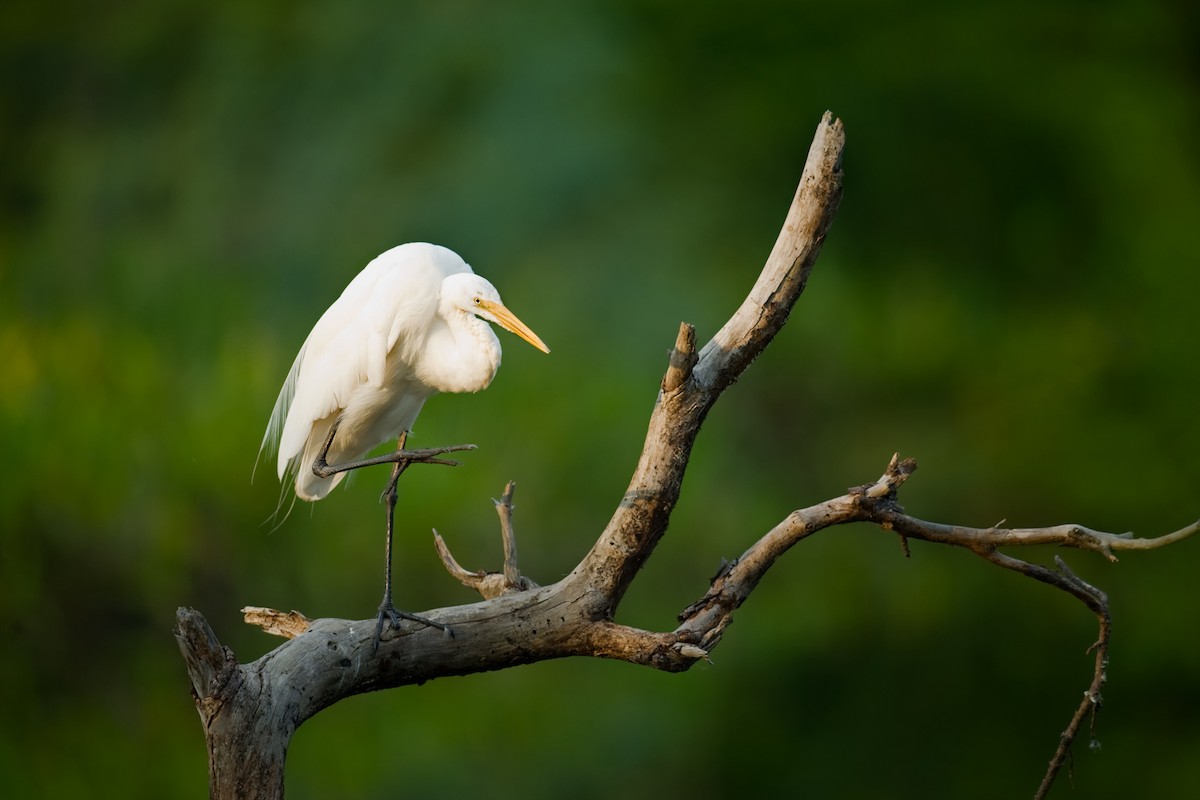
[[434, 481, 539, 599]]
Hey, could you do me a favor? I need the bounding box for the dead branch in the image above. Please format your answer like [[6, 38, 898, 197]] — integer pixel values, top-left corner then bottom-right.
[[434, 481, 539, 598], [241, 607, 311, 640], [176, 112, 1197, 799]]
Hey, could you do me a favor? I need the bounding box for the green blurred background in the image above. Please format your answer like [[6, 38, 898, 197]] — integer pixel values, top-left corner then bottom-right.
[[3, 0, 1198, 797]]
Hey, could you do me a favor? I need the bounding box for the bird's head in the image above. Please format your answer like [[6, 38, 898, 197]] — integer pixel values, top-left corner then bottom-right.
[[444, 273, 551, 354]]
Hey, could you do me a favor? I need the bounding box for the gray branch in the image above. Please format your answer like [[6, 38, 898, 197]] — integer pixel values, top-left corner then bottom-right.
[[176, 112, 1197, 799]]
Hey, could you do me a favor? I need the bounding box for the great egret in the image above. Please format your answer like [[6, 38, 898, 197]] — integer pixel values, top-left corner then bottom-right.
[[259, 242, 549, 647]]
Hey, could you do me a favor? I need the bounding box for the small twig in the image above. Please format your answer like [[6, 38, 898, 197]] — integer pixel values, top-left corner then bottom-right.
[[1046, 556, 1110, 798], [856, 452, 917, 499], [1094, 518, 1200, 551], [434, 483, 540, 599], [495, 481, 522, 587], [968, 547, 1111, 798], [661, 322, 698, 393], [242, 606, 312, 640], [433, 530, 508, 598]]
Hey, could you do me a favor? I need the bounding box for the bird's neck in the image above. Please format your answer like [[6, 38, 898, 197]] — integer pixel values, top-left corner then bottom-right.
[[419, 312, 501, 394]]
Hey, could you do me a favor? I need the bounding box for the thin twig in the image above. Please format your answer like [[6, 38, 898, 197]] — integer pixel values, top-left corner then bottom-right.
[[494, 482, 522, 587], [1031, 559, 1110, 800], [433, 483, 539, 599]]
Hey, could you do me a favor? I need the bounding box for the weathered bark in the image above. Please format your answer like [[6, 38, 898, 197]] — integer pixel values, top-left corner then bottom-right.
[[176, 112, 1198, 800]]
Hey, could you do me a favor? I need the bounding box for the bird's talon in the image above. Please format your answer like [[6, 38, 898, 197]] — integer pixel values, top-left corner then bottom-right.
[[373, 601, 451, 646]]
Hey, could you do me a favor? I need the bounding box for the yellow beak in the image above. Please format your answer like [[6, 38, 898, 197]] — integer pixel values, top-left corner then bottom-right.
[[478, 300, 551, 354]]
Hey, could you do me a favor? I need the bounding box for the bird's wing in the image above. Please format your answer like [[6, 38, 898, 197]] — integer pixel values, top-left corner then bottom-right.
[[260, 245, 464, 481]]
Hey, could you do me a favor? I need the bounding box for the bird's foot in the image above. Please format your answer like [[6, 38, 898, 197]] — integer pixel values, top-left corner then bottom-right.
[[378, 443, 478, 502], [372, 601, 455, 652], [398, 442, 478, 466]]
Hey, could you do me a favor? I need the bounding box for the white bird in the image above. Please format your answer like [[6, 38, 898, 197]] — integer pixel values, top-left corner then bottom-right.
[[258, 242, 549, 645], [261, 241, 549, 497]]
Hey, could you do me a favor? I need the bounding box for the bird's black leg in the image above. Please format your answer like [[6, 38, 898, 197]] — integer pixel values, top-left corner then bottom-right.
[[371, 433, 454, 652], [307, 425, 458, 651], [311, 420, 476, 479]]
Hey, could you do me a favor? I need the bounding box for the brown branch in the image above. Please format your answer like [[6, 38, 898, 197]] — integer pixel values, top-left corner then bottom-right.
[[433, 481, 539, 599], [669, 453, 1191, 796], [431, 530, 496, 594], [242, 607, 311, 639], [661, 322, 698, 393], [1036, 556, 1110, 800], [671, 452, 1180, 645], [177, 113, 1197, 800], [570, 111, 846, 604]]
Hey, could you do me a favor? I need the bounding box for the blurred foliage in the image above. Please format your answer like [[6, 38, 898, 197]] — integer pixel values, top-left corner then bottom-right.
[[2, 0, 1199, 797]]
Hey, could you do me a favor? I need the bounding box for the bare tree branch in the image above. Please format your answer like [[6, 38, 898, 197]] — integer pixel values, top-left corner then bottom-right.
[[177, 112, 1197, 799], [434, 481, 539, 599], [570, 112, 846, 604], [241, 607, 311, 639]]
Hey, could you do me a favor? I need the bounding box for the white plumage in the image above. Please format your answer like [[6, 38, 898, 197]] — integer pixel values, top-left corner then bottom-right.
[[260, 242, 549, 501]]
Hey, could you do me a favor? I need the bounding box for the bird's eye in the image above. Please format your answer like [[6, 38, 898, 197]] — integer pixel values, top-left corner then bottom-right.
[[472, 297, 481, 306]]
